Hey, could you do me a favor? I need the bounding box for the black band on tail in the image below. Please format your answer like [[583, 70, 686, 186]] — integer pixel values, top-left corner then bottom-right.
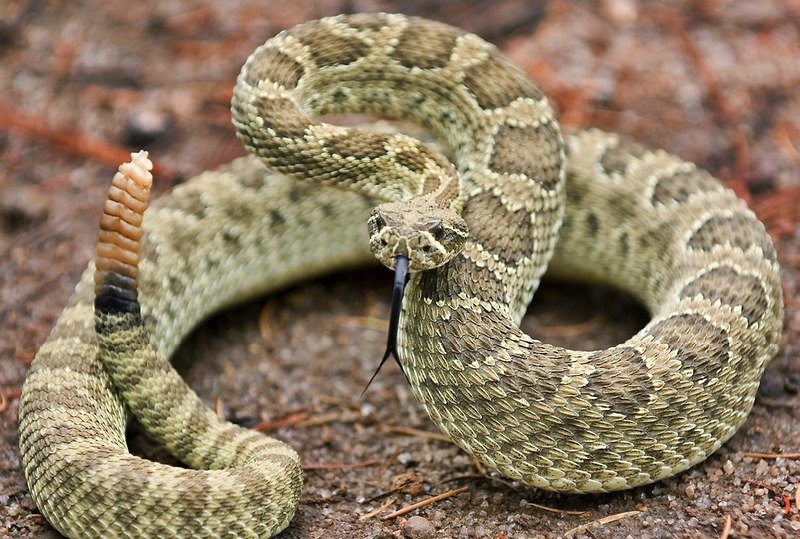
[[94, 292, 141, 317]]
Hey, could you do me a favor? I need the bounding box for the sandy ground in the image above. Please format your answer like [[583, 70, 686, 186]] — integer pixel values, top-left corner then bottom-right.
[[1, 1, 799, 537]]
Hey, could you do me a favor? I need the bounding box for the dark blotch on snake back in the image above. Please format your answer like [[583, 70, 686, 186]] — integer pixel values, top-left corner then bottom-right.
[[647, 314, 730, 384], [650, 169, 719, 206], [680, 267, 768, 325], [462, 191, 535, 265], [463, 53, 544, 109], [244, 47, 305, 90], [344, 12, 390, 32], [392, 18, 460, 69], [291, 21, 369, 67], [688, 213, 778, 263], [599, 140, 648, 176], [489, 123, 562, 191], [250, 97, 311, 139]]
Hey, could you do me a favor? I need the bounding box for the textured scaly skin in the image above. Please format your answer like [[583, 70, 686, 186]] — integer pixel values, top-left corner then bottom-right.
[[19, 13, 782, 537]]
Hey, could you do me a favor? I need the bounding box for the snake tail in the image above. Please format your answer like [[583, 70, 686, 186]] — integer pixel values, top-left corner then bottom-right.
[[94, 150, 152, 316], [94, 152, 302, 538]]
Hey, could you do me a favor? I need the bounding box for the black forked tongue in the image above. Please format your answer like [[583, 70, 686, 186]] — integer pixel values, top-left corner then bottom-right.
[[362, 255, 410, 396]]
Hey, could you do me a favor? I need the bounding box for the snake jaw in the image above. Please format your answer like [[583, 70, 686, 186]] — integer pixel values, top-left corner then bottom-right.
[[362, 255, 410, 395]]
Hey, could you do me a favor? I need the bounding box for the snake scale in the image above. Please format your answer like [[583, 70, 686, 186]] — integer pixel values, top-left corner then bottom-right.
[[18, 13, 782, 538]]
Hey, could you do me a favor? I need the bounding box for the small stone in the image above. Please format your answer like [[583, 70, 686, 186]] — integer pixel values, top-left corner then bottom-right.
[[685, 484, 696, 499], [123, 109, 173, 146], [0, 186, 50, 231], [320, 425, 334, 444], [602, 0, 638, 24], [397, 452, 414, 466], [360, 402, 376, 417], [403, 515, 436, 539], [391, 471, 425, 495], [723, 460, 735, 475]]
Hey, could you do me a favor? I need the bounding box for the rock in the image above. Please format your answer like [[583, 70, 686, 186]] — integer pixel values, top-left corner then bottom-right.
[[391, 471, 425, 495], [123, 109, 173, 146], [403, 516, 436, 539], [397, 452, 415, 466], [1, 186, 50, 231], [723, 460, 735, 475]]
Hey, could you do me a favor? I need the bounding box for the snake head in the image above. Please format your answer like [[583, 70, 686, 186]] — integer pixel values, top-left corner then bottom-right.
[[367, 201, 469, 273], [364, 200, 467, 394]]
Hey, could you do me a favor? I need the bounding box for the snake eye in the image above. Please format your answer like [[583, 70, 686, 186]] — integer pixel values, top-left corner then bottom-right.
[[430, 223, 445, 240], [368, 213, 387, 235]]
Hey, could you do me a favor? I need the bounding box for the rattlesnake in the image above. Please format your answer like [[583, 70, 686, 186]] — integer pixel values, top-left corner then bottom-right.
[[18, 13, 783, 538]]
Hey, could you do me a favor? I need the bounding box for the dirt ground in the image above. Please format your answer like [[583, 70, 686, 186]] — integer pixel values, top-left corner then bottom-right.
[[1, 1, 799, 537]]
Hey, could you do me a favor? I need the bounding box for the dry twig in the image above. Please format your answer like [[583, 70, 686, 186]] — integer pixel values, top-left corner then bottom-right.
[[754, 397, 798, 409], [362, 473, 425, 505], [386, 425, 451, 442], [381, 486, 469, 520], [740, 451, 800, 459], [472, 457, 488, 477], [752, 186, 800, 228], [535, 313, 605, 338], [302, 458, 379, 471], [317, 395, 360, 410], [742, 477, 792, 513], [254, 410, 308, 432], [0, 103, 178, 182], [297, 411, 359, 427], [719, 514, 732, 539], [257, 301, 279, 341], [439, 473, 517, 490], [358, 497, 397, 521], [528, 502, 588, 516], [563, 510, 641, 537]]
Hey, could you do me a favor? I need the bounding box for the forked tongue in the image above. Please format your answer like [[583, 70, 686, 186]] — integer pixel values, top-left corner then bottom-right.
[[361, 255, 410, 396]]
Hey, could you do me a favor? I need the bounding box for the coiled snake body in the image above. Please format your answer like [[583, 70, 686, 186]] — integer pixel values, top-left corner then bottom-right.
[[18, 13, 782, 538]]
